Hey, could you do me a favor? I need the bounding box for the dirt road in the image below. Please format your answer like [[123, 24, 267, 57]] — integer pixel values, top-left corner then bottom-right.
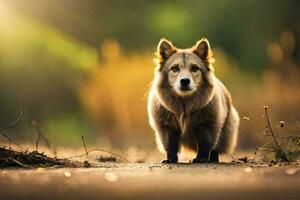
[[0, 163, 299, 200]]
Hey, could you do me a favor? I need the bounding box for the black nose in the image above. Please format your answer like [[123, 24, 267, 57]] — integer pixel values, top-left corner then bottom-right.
[[180, 78, 190, 87]]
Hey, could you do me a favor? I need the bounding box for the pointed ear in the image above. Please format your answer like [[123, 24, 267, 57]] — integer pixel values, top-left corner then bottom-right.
[[156, 38, 176, 61], [193, 38, 213, 63]]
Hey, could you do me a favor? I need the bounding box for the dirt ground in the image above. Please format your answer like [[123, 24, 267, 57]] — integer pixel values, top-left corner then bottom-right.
[[0, 162, 299, 200]]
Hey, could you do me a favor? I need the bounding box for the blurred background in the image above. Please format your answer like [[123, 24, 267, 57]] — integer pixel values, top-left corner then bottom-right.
[[0, 0, 299, 161]]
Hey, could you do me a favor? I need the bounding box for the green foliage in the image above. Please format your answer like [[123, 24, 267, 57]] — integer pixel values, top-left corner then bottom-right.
[[43, 112, 91, 147], [0, 5, 97, 144]]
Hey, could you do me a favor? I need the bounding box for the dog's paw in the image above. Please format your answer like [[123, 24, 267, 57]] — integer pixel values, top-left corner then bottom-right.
[[192, 157, 209, 163], [161, 158, 178, 164]]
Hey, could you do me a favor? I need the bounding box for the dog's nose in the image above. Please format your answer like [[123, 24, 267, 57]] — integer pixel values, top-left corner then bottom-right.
[[180, 78, 190, 87]]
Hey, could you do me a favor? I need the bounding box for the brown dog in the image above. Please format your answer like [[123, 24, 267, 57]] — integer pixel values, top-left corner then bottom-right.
[[147, 38, 240, 163]]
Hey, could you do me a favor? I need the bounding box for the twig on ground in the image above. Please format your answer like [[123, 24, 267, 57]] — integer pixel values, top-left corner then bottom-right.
[[238, 156, 248, 163], [0, 132, 25, 151], [67, 148, 130, 163], [32, 120, 51, 152], [66, 135, 130, 163], [8, 158, 31, 168], [81, 135, 88, 158]]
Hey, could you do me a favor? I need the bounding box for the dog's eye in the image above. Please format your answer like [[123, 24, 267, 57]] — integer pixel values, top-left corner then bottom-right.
[[191, 65, 200, 73], [170, 65, 180, 73]]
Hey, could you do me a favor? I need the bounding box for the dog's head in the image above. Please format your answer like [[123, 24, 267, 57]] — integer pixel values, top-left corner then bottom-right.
[[154, 38, 214, 97]]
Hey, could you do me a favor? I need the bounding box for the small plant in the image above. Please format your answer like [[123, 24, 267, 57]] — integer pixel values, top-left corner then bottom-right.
[[255, 106, 300, 162]]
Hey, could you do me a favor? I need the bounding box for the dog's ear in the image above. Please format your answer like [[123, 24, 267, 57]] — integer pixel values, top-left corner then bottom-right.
[[193, 38, 214, 63], [156, 38, 176, 61]]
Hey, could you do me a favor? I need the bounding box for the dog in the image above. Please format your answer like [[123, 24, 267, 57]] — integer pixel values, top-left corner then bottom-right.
[[147, 38, 240, 163]]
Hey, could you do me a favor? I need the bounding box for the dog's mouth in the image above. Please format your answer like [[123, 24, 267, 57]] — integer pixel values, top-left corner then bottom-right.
[[175, 86, 196, 96], [179, 86, 192, 91]]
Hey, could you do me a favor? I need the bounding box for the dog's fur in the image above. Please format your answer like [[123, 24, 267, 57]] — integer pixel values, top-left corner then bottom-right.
[[147, 38, 240, 163]]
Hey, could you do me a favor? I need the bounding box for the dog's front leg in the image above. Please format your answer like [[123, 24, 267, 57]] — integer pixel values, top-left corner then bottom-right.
[[161, 127, 180, 163], [192, 125, 218, 163]]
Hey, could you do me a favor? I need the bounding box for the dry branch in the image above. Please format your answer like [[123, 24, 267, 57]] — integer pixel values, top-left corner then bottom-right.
[[81, 135, 88, 158], [32, 120, 51, 152], [0, 146, 83, 168], [0, 103, 25, 150], [74, 148, 130, 163], [64, 135, 130, 163], [68, 148, 130, 163], [263, 106, 290, 162]]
